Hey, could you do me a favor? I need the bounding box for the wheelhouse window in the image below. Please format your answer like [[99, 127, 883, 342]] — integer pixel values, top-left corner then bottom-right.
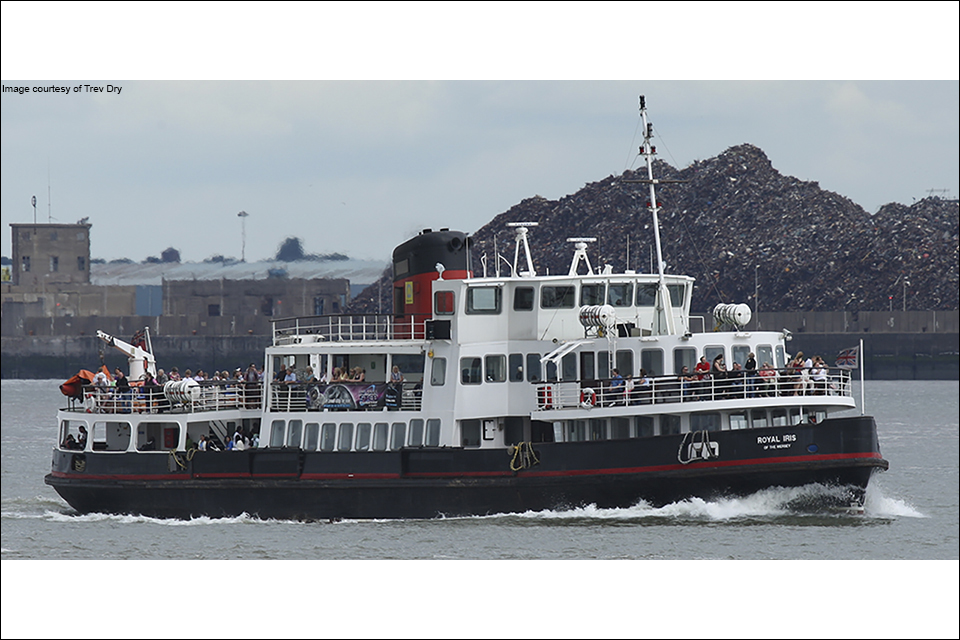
[[431, 357, 447, 386], [668, 284, 685, 307], [526, 354, 541, 383], [607, 283, 633, 307], [513, 286, 534, 311], [485, 355, 506, 382], [435, 291, 455, 315], [460, 357, 482, 384], [674, 347, 697, 376], [466, 287, 501, 314], [636, 284, 657, 307], [616, 350, 634, 377], [580, 283, 605, 306], [509, 354, 524, 382], [541, 285, 575, 309]]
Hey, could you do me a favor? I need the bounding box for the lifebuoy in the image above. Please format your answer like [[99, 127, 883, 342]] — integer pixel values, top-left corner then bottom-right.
[[84, 392, 96, 413], [580, 387, 596, 408]]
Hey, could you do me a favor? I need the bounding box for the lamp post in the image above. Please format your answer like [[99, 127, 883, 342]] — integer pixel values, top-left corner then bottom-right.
[[237, 211, 249, 262], [903, 279, 909, 312]]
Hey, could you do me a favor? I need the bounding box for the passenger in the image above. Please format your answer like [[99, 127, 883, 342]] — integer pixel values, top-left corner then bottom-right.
[[198, 435, 208, 451], [609, 368, 624, 406], [758, 362, 777, 396], [77, 425, 88, 450], [787, 354, 805, 395], [636, 369, 652, 404], [624, 374, 635, 405], [142, 371, 160, 413], [728, 362, 744, 397], [168, 367, 181, 382], [694, 356, 711, 400], [233, 432, 246, 451], [745, 352, 758, 397], [352, 367, 365, 382], [284, 367, 298, 383], [114, 368, 131, 412], [811, 356, 828, 395], [183, 369, 194, 381], [711, 355, 726, 399], [391, 365, 404, 385], [156, 368, 169, 386], [679, 365, 697, 400], [140, 436, 156, 451], [274, 364, 287, 382], [62, 434, 78, 450], [304, 366, 318, 383], [251, 432, 260, 448], [244, 363, 260, 408]]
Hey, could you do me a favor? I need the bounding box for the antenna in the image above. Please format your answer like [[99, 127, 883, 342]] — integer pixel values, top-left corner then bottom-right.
[[567, 237, 596, 276], [31, 195, 37, 224], [507, 221, 538, 276]]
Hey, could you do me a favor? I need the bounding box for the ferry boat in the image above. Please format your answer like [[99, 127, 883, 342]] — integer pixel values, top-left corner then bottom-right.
[[45, 97, 888, 520]]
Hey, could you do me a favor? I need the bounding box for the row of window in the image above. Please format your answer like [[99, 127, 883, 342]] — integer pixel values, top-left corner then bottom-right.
[[557, 407, 827, 442], [435, 282, 687, 316], [20, 256, 86, 273], [269, 418, 442, 452], [445, 344, 787, 386]]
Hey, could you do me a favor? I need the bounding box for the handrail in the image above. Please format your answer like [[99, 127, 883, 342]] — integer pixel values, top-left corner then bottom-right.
[[64, 380, 263, 415], [534, 367, 853, 411], [271, 314, 431, 344]]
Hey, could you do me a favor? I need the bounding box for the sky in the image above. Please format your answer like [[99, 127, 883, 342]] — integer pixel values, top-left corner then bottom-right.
[[1, 4, 958, 270]]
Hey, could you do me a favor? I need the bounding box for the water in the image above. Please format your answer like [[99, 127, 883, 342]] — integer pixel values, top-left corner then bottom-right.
[[2, 379, 957, 638]]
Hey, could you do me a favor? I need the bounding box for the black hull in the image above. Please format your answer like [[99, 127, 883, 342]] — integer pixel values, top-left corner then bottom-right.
[[46, 416, 888, 520]]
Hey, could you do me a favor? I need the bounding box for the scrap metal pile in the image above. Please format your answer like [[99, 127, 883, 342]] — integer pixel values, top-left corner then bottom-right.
[[349, 144, 958, 313]]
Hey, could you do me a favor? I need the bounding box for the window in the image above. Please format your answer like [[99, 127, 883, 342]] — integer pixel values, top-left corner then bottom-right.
[[338, 423, 354, 451], [561, 353, 577, 380], [607, 283, 633, 307], [757, 345, 774, 370], [789, 408, 802, 426], [567, 420, 587, 442], [77, 256, 86, 272], [774, 346, 786, 369], [597, 351, 610, 379], [287, 420, 303, 448], [425, 419, 441, 447], [580, 283, 605, 306], [485, 355, 506, 382], [461, 420, 481, 447], [466, 287, 501, 314], [661, 415, 681, 435], [92, 420, 132, 452], [356, 423, 372, 451], [269, 420, 285, 447], [771, 409, 788, 427], [305, 423, 320, 450], [580, 352, 595, 380], [541, 285, 575, 309], [668, 284, 685, 308], [431, 357, 447, 386], [526, 353, 541, 383], [674, 347, 697, 376], [730, 412, 748, 430], [637, 284, 657, 306], [589, 419, 606, 441], [435, 291, 455, 315], [704, 346, 725, 365], [732, 346, 750, 368], [390, 423, 406, 450], [611, 417, 631, 439], [208, 304, 221, 317], [21, 256, 30, 272], [313, 296, 325, 316], [640, 348, 663, 377], [751, 410, 768, 429], [513, 287, 534, 311], [636, 416, 655, 438], [394, 259, 409, 278], [509, 354, 524, 382], [460, 357, 482, 384], [408, 419, 424, 447], [616, 350, 634, 377], [372, 423, 389, 451], [261, 297, 274, 316], [320, 423, 336, 451], [691, 412, 721, 432]]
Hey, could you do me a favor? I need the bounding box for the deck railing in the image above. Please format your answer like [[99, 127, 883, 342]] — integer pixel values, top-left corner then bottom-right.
[[272, 314, 430, 344], [268, 381, 423, 413], [535, 367, 853, 411], [64, 380, 263, 414]]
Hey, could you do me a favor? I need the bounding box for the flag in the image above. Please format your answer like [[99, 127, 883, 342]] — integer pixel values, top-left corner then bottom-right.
[[131, 328, 147, 350], [835, 346, 859, 369]]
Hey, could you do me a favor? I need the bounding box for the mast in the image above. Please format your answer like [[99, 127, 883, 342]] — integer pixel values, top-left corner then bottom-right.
[[638, 95, 677, 335]]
